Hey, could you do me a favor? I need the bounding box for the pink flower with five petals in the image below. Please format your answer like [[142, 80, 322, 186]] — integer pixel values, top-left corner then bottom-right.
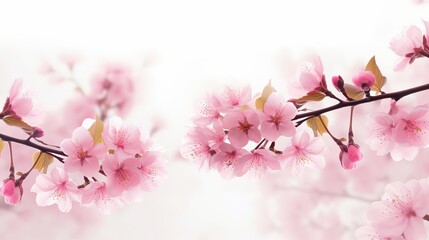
[[61, 127, 107, 176], [260, 93, 296, 141], [102, 156, 140, 197], [31, 168, 80, 212], [103, 117, 141, 158], [223, 110, 261, 148], [234, 149, 281, 178]]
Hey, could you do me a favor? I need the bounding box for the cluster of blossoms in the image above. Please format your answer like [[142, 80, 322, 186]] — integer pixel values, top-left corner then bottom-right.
[[356, 179, 429, 240], [0, 80, 164, 214], [366, 101, 429, 161], [181, 81, 327, 178]]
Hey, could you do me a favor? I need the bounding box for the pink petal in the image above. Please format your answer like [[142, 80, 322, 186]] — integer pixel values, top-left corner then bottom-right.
[[223, 111, 243, 129], [299, 71, 320, 91], [72, 127, 94, 151], [404, 217, 426, 240], [60, 139, 77, 157], [228, 128, 249, 148], [9, 79, 23, 100], [12, 97, 33, 116]]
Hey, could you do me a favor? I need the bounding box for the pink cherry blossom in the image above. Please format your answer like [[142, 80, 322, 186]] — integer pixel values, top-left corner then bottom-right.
[[0, 179, 23, 206], [217, 85, 252, 108], [355, 225, 405, 240], [234, 149, 281, 178], [395, 107, 429, 147], [260, 93, 297, 141], [31, 167, 80, 212], [89, 63, 135, 115], [223, 110, 261, 148], [366, 179, 429, 240], [102, 156, 140, 197], [366, 113, 397, 156], [390, 25, 423, 71], [0, 79, 43, 125], [81, 181, 113, 214], [297, 55, 324, 92], [138, 152, 166, 191], [61, 127, 107, 176], [103, 117, 141, 157], [352, 71, 375, 91], [424, 19, 429, 41], [181, 126, 218, 170], [282, 131, 325, 175], [348, 144, 363, 163], [210, 143, 248, 179], [193, 94, 222, 126]]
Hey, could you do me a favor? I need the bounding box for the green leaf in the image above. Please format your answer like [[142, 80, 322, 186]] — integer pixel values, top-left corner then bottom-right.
[[255, 80, 276, 111], [88, 116, 104, 144], [32, 151, 54, 174], [365, 56, 386, 94], [306, 115, 329, 137]]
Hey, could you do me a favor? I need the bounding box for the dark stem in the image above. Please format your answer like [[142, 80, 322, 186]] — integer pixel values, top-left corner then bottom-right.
[[17, 151, 43, 182], [8, 142, 14, 178], [253, 138, 267, 150], [0, 133, 66, 157], [348, 106, 355, 142], [292, 83, 429, 121], [317, 115, 342, 145]]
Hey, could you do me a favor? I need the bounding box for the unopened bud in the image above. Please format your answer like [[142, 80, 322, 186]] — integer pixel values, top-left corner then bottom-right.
[[352, 71, 375, 91]]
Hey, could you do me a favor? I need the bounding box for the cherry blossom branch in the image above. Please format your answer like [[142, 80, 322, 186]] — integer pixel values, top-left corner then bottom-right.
[[0, 133, 66, 157], [292, 82, 429, 121]]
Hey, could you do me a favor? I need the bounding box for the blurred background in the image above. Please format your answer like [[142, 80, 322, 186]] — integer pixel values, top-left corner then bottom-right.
[[0, 0, 429, 239]]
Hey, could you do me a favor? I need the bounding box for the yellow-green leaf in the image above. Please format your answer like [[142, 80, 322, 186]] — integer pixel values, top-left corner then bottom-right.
[[2, 116, 33, 132], [32, 151, 54, 174], [306, 115, 329, 137], [365, 56, 386, 94], [88, 115, 104, 144], [296, 91, 326, 104], [344, 84, 364, 100], [255, 80, 276, 110], [0, 139, 4, 155]]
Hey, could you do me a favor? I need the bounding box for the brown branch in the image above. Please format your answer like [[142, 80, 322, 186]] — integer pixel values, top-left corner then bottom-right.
[[0, 133, 66, 157], [292, 83, 429, 121]]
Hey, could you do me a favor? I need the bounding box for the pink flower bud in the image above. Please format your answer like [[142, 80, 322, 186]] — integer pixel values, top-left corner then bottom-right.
[[339, 150, 357, 170], [331, 75, 344, 91], [0, 179, 23, 206], [347, 144, 363, 162], [352, 71, 375, 91], [1, 179, 16, 197], [31, 127, 44, 138], [4, 185, 23, 206]]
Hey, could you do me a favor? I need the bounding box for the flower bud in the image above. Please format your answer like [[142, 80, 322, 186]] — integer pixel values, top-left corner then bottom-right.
[[348, 144, 363, 162], [0, 178, 23, 206], [31, 127, 44, 138], [352, 71, 375, 91], [0, 179, 15, 197], [332, 75, 344, 91], [339, 150, 357, 170]]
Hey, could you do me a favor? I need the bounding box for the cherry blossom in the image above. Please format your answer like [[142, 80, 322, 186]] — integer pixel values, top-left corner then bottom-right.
[[395, 107, 429, 147], [181, 126, 218, 169], [282, 131, 325, 175], [103, 116, 141, 157], [355, 225, 405, 240], [61, 127, 107, 176], [210, 143, 248, 179], [366, 113, 397, 156], [352, 71, 375, 91], [138, 152, 166, 191], [234, 149, 281, 178], [217, 85, 252, 108], [0, 79, 43, 125], [260, 93, 296, 141], [390, 25, 425, 71], [223, 110, 261, 148], [339, 148, 357, 170], [102, 156, 141, 197], [297, 55, 324, 92], [31, 167, 80, 212], [193, 94, 222, 126], [81, 181, 114, 215], [366, 179, 429, 240], [348, 144, 363, 163]]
